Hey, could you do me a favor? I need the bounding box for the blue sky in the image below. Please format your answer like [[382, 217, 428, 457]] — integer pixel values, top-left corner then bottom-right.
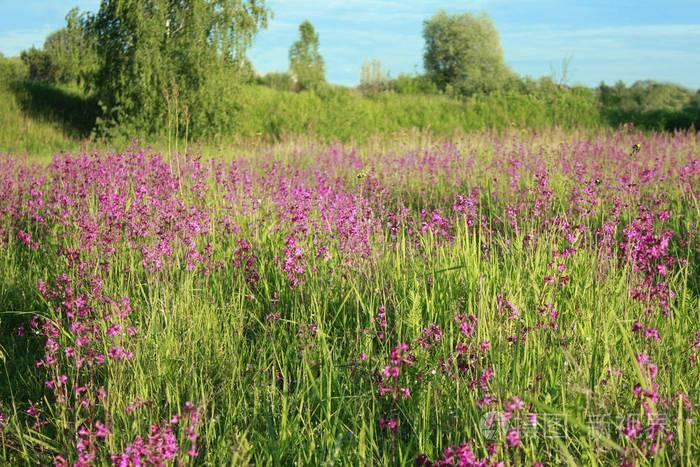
[[1, 0, 699, 88]]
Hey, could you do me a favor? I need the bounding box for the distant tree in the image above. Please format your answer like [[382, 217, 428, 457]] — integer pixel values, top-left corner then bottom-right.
[[43, 30, 79, 83], [682, 92, 700, 128], [18, 8, 96, 85], [234, 56, 257, 83], [632, 81, 692, 113], [0, 54, 28, 82], [599, 80, 693, 114], [289, 21, 325, 91], [423, 10, 512, 96], [260, 72, 296, 91], [598, 80, 697, 130], [359, 59, 389, 94], [88, 0, 269, 138], [43, 8, 97, 86], [388, 73, 438, 95], [20, 47, 56, 82]]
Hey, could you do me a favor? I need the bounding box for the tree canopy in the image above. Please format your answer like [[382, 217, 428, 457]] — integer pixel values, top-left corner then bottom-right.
[[20, 8, 97, 85], [359, 59, 390, 94], [423, 10, 512, 96], [88, 0, 269, 138], [289, 20, 325, 91]]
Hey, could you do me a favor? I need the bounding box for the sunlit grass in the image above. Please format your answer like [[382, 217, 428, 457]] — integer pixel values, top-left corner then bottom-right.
[[1, 130, 698, 465]]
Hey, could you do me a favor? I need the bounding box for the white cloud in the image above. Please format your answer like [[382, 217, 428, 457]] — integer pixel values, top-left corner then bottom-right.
[[4, 1, 697, 88]]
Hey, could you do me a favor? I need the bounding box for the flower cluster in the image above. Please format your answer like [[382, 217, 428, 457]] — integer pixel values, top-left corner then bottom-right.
[[111, 402, 201, 466]]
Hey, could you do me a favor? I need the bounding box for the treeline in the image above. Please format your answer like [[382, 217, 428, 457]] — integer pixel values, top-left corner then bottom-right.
[[3, 3, 699, 148], [0, 53, 606, 149], [256, 10, 699, 133], [599, 80, 700, 131], [234, 85, 603, 141]]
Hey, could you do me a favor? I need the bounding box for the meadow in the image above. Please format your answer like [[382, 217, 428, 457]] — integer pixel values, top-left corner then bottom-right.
[[0, 127, 698, 466]]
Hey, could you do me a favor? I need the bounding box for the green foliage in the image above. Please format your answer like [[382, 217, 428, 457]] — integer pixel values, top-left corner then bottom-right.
[[259, 71, 296, 92], [8, 4, 698, 150], [683, 93, 700, 128], [423, 10, 513, 96], [2, 52, 605, 155], [388, 73, 439, 95], [233, 56, 258, 84], [0, 55, 91, 156], [359, 59, 390, 95], [43, 8, 98, 86], [187, 64, 245, 141], [508, 76, 562, 97], [599, 80, 699, 130], [289, 20, 325, 91], [234, 84, 604, 142], [20, 47, 56, 82], [0, 55, 27, 83], [10, 81, 98, 139], [88, 0, 269, 139], [18, 9, 97, 87]]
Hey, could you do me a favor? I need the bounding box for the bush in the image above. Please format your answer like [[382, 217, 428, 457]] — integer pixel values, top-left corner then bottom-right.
[[235, 84, 604, 142], [259, 72, 296, 92], [599, 80, 698, 131], [388, 74, 439, 95], [0, 55, 28, 83], [20, 47, 56, 82]]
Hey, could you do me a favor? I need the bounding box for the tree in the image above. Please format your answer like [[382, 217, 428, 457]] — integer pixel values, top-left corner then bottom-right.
[[20, 47, 56, 82], [260, 72, 295, 91], [359, 59, 389, 94], [19, 8, 96, 85], [682, 92, 700, 128], [598, 80, 697, 130], [88, 0, 269, 138], [43, 8, 98, 86], [423, 10, 512, 96], [289, 20, 325, 91]]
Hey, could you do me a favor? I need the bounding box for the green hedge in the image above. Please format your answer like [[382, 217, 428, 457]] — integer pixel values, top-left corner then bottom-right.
[[234, 85, 604, 142]]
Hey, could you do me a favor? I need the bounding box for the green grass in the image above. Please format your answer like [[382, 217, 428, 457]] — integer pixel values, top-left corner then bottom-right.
[[3, 206, 697, 464], [0, 71, 606, 159], [0, 73, 95, 158], [1, 132, 698, 464], [234, 85, 604, 142]]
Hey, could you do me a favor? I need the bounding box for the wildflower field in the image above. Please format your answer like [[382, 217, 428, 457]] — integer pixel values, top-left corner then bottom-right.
[[1, 129, 699, 466]]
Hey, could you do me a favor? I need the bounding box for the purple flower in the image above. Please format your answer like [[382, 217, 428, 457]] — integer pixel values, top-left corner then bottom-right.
[[506, 429, 521, 448]]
